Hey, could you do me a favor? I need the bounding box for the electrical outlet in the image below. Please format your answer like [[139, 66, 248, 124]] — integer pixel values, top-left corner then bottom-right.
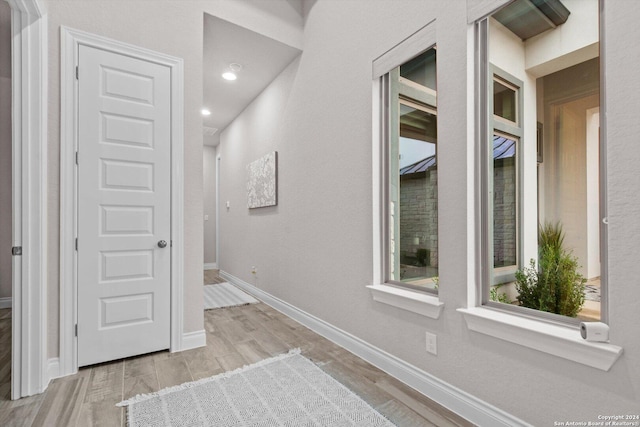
[[251, 266, 257, 275], [425, 332, 437, 355]]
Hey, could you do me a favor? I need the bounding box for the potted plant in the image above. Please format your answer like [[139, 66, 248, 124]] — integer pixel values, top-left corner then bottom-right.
[[515, 222, 586, 317]]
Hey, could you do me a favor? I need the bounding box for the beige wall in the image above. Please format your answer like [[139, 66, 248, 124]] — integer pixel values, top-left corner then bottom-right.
[[43, 0, 303, 357], [203, 145, 216, 265], [0, 1, 11, 301], [217, 1, 640, 424]]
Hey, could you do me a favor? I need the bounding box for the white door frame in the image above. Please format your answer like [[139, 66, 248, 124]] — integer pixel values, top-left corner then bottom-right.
[[7, 0, 48, 399], [59, 27, 185, 377], [215, 154, 220, 268]]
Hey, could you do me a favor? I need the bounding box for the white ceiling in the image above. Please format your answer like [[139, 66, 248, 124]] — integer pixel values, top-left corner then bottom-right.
[[202, 13, 302, 146]]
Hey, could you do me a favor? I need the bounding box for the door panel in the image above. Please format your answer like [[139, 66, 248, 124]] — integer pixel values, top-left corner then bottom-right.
[[77, 45, 171, 367]]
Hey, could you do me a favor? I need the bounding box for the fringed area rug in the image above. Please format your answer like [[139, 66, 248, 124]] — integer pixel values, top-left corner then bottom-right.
[[203, 282, 259, 309], [117, 349, 396, 427]]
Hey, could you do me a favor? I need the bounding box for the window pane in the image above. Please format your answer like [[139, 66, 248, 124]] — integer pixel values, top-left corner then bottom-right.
[[493, 134, 517, 269], [539, 58, 600, 320], [485, 0, 601, 321], [387, 46, 437, 292], [396, 103, 437, 286], [494, 79, 516, 122], [400, 49, 436, 91]]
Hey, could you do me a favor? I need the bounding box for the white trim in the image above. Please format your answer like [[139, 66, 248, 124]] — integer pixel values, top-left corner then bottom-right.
[[7, 0, 48, 400], [204, 263, 218, 270], [366, 285, 443, 319], [215, 154, 221, 270], [458, 307, 622, 371], [59, 27, 185, 377], [47, 358, 60, 382], [0, 297, 11, 309], [181, 330, 206, 351], [220, 271, 530, 427], [467, 0, 511, 24], [371, 21, 443, 306], [372, 19, 436, 79]]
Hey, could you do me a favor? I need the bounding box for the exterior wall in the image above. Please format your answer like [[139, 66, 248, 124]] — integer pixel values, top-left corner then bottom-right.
[[0, 1, 11, 301], [399, 160, 515, 270], [203, 145, 217, 266], [541, 59, 600, 278], [42, 0, 303, 358], [399, 171, 438, 268], [493, 158, 517, 267], [217, 1, 640, 424]]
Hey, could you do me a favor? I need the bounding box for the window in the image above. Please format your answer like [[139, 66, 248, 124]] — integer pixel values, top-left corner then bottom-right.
[[385, 47, 438, 293], [493, 78, 517, 123], [489, 69, 522, 287], [481, 0, 604, 323]]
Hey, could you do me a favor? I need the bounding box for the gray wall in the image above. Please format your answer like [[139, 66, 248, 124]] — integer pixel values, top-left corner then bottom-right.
[[217, 1, 640, 425], [203, 145, 216, 266], [0, 0, 11, 301]]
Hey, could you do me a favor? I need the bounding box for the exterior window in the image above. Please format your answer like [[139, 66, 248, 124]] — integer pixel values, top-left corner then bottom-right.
[[489, 70, 522, 286], [493, 133, 518, 269], [386, 47, 438, 292], [493, 78, 517, 123], [482, 0, 603, 322]]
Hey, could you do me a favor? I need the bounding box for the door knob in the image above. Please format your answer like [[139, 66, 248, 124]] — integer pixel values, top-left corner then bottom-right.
[[157, 240, 168, 248]]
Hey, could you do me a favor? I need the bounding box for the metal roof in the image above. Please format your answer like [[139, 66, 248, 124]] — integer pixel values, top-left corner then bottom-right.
[[399, 136, 515, 176]]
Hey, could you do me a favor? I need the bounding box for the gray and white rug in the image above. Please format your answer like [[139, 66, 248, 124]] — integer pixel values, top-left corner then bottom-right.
[[203, 282, 259, 309], [118, 349, 396, 426]]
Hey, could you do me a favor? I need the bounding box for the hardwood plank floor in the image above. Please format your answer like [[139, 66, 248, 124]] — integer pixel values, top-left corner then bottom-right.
[[204, 269, 226, 284], [0, 294, 473, 426]]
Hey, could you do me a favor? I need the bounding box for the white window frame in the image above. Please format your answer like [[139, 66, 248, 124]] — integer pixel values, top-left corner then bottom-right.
[[389, 74, 439, 293], [485, 67, 523, 302], [458, 8, 622, 372], [369, 20, 443, 319]]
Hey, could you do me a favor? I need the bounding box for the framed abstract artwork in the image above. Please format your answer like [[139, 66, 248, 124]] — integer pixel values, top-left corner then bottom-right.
[[247, 151, 278, 208]]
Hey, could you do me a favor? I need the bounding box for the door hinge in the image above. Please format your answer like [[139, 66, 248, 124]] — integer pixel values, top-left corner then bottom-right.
[[75, 324, 78, 337], [11, 246, 22, 256], [76, 66, 79, 80], [75, 238, 78, 251], [75, 151, 78, 165]]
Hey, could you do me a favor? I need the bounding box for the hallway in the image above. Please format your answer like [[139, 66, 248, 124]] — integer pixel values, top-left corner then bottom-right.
[[0, 299, 471, 426]]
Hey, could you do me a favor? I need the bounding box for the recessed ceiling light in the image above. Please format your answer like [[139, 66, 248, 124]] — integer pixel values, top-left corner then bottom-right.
[[201, 108, 211, 116], [222, 72, 237, 81], [222, 63, 242, 81]]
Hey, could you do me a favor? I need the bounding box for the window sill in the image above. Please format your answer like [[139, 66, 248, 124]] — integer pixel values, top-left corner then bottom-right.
[[458, 307, 623, 371], [367, 284, 443, 319]]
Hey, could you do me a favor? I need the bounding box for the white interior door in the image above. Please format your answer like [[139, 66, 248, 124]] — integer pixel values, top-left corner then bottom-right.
[[77, 44, 171, 367]]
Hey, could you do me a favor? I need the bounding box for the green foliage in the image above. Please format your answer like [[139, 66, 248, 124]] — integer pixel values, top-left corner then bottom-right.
[[515, 222, 586, 317], [490, 287, 510, 304]]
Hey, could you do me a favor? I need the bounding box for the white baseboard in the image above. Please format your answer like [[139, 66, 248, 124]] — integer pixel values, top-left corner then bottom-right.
[[182, 330, 206, 351], [220, 270, 531, 427], [0, 297, 11, 309], [204, 263, 218, 270], [47, 358, 60, 383]]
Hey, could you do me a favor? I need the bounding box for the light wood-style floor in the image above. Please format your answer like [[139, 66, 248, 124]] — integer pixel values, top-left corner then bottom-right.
[[0, 275, 473, 427], [204, 268, 226, 285]]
